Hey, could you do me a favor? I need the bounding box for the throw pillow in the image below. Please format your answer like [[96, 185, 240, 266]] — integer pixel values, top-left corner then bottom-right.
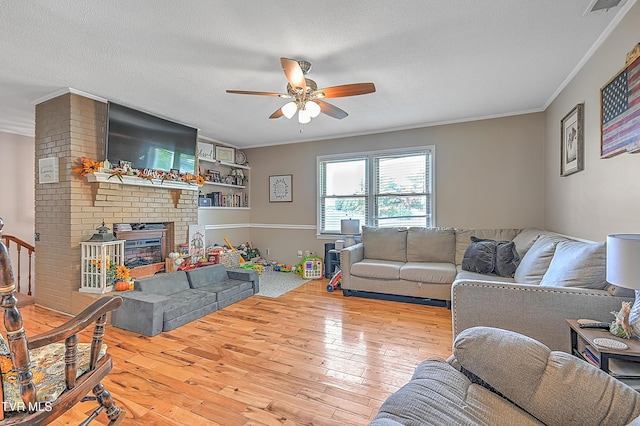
[[461, 237, 496, 274], [511, 229, 543, 259], [513, 235, 564, 284], [540, 240, 607, 290], [495, 241, 520, 278]]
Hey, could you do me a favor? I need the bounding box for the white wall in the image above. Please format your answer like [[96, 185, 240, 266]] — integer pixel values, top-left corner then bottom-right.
[[0, 131, 34, 241], [544, 2, 640, 240]]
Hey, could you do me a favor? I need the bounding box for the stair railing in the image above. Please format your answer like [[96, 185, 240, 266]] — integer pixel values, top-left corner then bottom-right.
[[1, 233, 34, 296]]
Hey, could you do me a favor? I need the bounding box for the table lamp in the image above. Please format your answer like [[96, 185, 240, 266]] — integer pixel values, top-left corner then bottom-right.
[[606, 234, 640, 336], [341, 219, 360, 248]]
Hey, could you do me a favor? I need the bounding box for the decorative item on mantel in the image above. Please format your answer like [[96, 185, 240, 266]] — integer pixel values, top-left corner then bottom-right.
[[80, 223, 125, 294], [72, 157, 205, 188]]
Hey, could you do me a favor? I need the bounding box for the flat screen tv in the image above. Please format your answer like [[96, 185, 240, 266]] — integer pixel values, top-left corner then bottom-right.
[[106, 102, 197, 174]]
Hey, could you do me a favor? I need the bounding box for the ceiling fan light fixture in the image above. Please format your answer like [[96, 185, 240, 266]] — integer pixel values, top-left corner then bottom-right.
[[298, 109, 311, 124], [281, 101, 298, 119], [306, 101, 321, 118]]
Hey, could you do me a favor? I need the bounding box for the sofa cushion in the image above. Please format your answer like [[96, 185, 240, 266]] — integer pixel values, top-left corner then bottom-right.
[[461, 237, 496, 274], [0, 334, 107, 411], [371, 360, 542, 426], [163, 289, 217, 321], [134, 271, 191, 296], [454, 327, 640, 426], [513, 234, 565, 284], [455, 267, 515, 283], [511, 228, 543, 259], [351, 259, 402, 280], [540, 240, 607, 289], [406, 227, 455, 263], [186, 264, 229, 289], [362, 227, 407, 262], [455, 229, 520, 265], [399, 262, 457, 284]]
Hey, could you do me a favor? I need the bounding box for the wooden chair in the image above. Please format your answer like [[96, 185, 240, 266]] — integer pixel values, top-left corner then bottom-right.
[[0, 218, 124, 425]]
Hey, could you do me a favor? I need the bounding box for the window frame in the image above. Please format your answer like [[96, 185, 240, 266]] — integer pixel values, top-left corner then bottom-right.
[[317, 145, 435, 237]]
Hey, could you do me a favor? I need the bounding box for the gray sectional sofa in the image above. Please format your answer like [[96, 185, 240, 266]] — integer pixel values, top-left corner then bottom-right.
[[371, 326, 640, 426], [341, 226, 635, 352], [111, 264, 258, 336]]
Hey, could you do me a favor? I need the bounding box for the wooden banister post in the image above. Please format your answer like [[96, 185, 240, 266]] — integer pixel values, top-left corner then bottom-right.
[[0, 218, 36, 408]]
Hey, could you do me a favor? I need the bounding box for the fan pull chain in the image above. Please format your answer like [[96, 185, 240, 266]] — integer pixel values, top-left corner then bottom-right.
[[299, 123, 304, 134]]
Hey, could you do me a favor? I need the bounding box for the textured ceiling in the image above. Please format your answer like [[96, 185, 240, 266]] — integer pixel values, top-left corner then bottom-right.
[[0, 1, 634, 148]]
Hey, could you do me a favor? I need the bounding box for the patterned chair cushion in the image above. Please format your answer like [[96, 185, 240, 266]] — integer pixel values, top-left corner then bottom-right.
[[0, 333, 106, 411]]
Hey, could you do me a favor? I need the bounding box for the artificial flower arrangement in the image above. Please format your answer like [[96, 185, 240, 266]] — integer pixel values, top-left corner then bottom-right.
[[114, 264, 134, 291], [72, 157, 205, 186], [90, 259, 133, 290]]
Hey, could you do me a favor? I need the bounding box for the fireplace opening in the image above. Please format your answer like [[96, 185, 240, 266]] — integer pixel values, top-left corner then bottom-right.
[[124, 238, 162, 268], [114, 223, 172, 277]]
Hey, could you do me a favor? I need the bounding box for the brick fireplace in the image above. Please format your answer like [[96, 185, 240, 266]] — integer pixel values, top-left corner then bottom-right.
[[34, 92, 198, 314]]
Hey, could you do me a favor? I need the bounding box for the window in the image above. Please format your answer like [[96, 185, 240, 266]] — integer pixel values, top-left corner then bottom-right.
[[318, 146, 433, 234]]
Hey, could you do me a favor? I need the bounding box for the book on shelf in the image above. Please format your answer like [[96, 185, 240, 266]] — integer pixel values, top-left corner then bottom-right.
[[583, 345, 600, 366], [205, 191, 248, 208]]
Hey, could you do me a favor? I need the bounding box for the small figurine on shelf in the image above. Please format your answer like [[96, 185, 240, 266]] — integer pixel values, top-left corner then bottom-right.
[[610, 301, 634, 339]]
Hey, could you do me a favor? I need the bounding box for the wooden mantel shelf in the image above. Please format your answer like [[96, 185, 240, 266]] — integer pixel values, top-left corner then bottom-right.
[[85, 172, 200, 191]]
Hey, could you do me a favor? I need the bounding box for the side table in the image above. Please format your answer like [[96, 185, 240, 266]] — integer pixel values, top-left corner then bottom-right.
[[567, 319, 640, 389]]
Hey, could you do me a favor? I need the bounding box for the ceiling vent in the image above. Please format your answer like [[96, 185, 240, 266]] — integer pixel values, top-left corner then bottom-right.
[[585, 0, 624, 14]]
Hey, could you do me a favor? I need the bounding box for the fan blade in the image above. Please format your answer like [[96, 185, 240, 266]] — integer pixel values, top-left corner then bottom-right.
[[281, 58, 306, 92], [269, 108, 284, 119], [316, 100, 348, 119], [226, 90, 290, 97], [314, 83, 376, 98]]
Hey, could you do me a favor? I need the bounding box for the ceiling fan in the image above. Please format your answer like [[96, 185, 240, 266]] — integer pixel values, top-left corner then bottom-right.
[[226, 57, 376, 124]]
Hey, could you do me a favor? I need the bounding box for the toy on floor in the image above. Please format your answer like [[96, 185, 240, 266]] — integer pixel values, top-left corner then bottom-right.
[[241, 263, 263, 275], [296, 255, 324, 280], [274, 263, 293, 272], [327, 269, 342, 292]]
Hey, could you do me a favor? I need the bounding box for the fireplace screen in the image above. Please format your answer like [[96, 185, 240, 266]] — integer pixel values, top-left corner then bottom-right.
[[124, 238, 162, 268]]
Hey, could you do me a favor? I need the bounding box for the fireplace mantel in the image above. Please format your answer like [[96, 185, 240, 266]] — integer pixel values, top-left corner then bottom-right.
[[86, 172, 200, 191]]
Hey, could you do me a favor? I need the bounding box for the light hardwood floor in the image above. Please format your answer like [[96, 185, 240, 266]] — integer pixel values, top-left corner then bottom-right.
[[20, 279, 453, 425]]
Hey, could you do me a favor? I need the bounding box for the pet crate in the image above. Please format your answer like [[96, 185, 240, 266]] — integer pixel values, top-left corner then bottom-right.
[[80, 240, 125, 294]]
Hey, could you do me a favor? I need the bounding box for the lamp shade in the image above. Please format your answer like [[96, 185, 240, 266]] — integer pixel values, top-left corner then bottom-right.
[[606, 234, 640, 289], [281, 101, 298, 119], [340, 219, 360, 236], [298, 108, 311, 124], [306, 101, 321, 118]]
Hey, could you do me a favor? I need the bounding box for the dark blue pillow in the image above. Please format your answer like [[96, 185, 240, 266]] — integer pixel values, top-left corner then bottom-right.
[[461, 237, 495, 274], [462, 236, 520, 277]]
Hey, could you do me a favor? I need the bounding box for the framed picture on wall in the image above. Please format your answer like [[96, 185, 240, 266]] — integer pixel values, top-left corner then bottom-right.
[[269, 174, 292, 202], [215, 146, 235, 163], [560, 103, 584, 177]]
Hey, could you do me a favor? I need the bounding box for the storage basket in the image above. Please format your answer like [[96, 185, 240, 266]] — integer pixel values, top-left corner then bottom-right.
[[219, 250, 241, 268]]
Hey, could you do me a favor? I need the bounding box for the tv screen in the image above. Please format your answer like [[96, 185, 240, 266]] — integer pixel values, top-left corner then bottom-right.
[[106, 102, 197, 174]]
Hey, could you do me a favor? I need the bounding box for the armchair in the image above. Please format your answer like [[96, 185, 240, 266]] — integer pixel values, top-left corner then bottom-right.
[[0, 218, 124, 425]]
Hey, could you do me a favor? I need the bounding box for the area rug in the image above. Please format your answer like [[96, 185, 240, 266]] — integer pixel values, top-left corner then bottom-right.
[[256, 271, 310, 298]]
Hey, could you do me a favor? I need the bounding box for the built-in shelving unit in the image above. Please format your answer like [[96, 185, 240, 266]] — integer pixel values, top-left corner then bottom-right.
[[198, 156, 250, 209]]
